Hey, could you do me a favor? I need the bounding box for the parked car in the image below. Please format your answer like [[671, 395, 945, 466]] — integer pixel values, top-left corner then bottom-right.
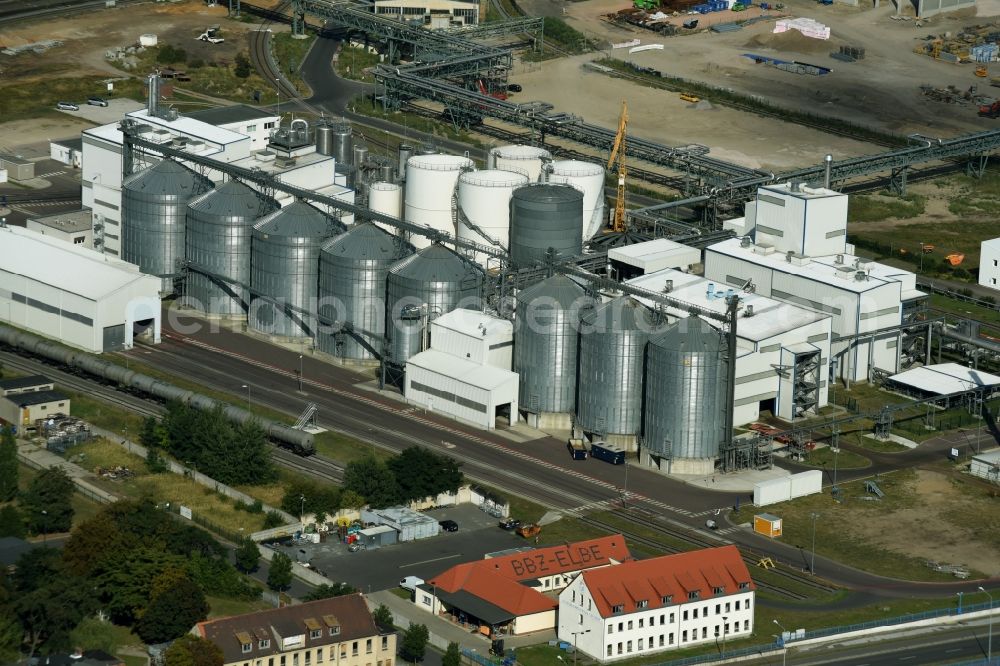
[[506, 83, 522, 93], [499, 518, 522, 531], [439, 519, 459, 532], [399, 576, 424, 591], [87, 97, 109, 107], [56, 102, 79, 111]]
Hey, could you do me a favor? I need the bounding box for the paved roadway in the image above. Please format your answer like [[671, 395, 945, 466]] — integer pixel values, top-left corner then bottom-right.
[[117, 308, 1000, 600]]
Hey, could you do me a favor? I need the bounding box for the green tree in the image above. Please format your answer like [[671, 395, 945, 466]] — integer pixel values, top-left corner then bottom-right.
[[234, 53, 252, 78], [263, 510, 285, 529], [442, 642, 461, 666], [234, 536, 260, 573], [388, 447, 463, 503], [21, 467, 74, 534], [400, 623, 429, 663], [139, 416, 162, 449], [343, 456, 400, 509], [0, 505, 24, 538], [281, 479, 340, 517], [303, 582, 356, 601], [146, 445, 169, 474], [267, 552, 293, 591], [0, 611, 21, 665], [164, 634, 224, 666], [69, 616, 120, 654], [0, 426, 17, 501], [372, 603, 393, 629], [136, 575, 209, 644], [339, 489, 366, 510]]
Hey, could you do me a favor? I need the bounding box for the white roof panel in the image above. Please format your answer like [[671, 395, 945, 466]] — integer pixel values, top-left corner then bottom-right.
[[973, 448, 1000, 464], [432, 309, 512, 339], [888, 363, 1000, 395], [0, 226, 155, 301], [407, 349, 517, 391], [609, 239, 701, 272]]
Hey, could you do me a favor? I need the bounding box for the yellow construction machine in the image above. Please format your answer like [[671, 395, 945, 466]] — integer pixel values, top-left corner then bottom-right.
[[607, 100, 629, 233]]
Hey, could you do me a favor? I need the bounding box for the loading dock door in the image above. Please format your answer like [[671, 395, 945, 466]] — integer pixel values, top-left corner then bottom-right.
[[103, 324, 125, 352]]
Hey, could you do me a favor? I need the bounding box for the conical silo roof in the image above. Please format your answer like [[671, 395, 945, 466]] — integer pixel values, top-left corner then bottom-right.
[[254, 201, 342, 237], [650, 315, 724, 352], [516, 274, 587, 308], [123, 158, 211, 195], [322, 222, 408, 260], [188, 179, 270, 216], [389, 243, 476, 281]]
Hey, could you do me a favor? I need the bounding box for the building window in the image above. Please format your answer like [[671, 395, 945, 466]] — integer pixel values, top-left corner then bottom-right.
[[259, 640, 270, 649], [579, 614, 583, 625], [247, 124, 258, 132], [618, 623, 623, 632], [715, 625, 720, 638], [638, 638, 643, 651], [607, 624, 613, 635], [714, 587, 725, 595], [715, 604, 721, 615], [310, 630, 322, 639], [293, 654, 298, 666], [366, 639, 373, 654], [661, 595, 672, 604], [638, 618, 644, 629], [269, 659, 274, 666], [280, 657, 286, 666], [739, 582, 750, 590], [330, 627, 340, 636], [422, 594, 431, 606], [659, 635, 664, 647], [617, 643, 622, 655], [993, 278, 997, 285], [317, 649, 323, 663], [352, 641, 359, 656], [607, 645, 613, 657], [725, 602, 731, 613], [572, 590, 576, 603], [688, 591, 699, 600], [626, 641, 632, 653], [682, 631, 688, 643], [744, 619, 750, 631], [382, 636, 388, 651], [612, 604, 624, 614], [994, 259, 998, 266], [659, 614, 664, 625], [627, 621, 633, 631], [304, 652, 311, 666], [683, 610, 688, 621], [588, 599, 592, 611], [73, 236, 86, 244], [693, 608, 698, 619], [669, 633, 674, 645], [702, 627, 708, 639], [637, 600, 648, 609], [669, 613, 675, 623], [265, 121, 276, 129], [242, 643, 252, 654]]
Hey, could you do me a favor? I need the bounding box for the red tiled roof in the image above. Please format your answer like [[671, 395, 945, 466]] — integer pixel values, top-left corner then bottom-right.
[[428, 535, 630, 618], [582, 546, 755, 619]]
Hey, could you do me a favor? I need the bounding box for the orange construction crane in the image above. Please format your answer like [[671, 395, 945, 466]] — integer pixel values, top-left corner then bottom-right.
[[607, 100, 629, 233]]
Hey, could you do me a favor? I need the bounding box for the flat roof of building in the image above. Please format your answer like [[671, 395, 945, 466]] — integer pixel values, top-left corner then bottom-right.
[[0, 226, 156, 301], [0, 154, 32, 166], [187, 104, 277, 126], [973, 448, 1000, 464], [760, 182, 842, 200], [83, 108, 248, 150], [708, 237, 924, 298], [407, 349, 517, 391], [229, 149, 333, 175], [887, 363, 1000, 396], [27, 209, 92, 233], [609, 238, 701, 271], [432, 308, 512, 339], [626, 269, 830, 343], [0, 375, 52, 391], [6, 389, 69, 406], [51, 137, 84, 152]]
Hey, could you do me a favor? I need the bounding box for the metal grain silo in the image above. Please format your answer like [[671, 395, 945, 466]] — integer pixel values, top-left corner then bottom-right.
[[577, 296, 668, 448], [121, 159, 213, 294], [489, 145, 551, 182], [404, 154, 474, 250], [509, 184, 583, 267], [644, 316, 727, 475], [318, 223, 413, 361], [546, 160, 606, 241], [385, 243, 483, 366], [249, 201, 343, 339], [457, 169, 529, 266], [514, 274, 590, 429], [185, 180, 279, 316]]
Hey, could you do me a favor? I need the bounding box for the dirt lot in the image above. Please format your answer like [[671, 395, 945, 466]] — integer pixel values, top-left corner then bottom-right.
[[540, 0, 1000, 139]]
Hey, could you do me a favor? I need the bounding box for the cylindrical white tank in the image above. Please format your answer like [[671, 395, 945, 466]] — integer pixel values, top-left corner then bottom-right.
[[369, 181, 403, 235], [547, 160, 607, 241], [404, 154, 473, 250], [489, 145, 551, 182], [457, 169, 529, 266]]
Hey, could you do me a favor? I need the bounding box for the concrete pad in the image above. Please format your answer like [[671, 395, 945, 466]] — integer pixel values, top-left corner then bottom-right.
[[677, 466, 792, 493], [54, 98, 144, 125], [864, 433, 919, 449]]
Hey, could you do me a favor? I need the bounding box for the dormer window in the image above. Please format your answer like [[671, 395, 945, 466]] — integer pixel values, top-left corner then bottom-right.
[[310, 630, 322, 639], [258, 640, 270, 649], [241, 643, 252, 654], [687, 591, 699, 600], [739, 582, 750, 590], [612, 604, 624, 614], [329, 626, 340, 637], [636, 600, 648, 609], [237, 632, 253, 654], [713, 587, 725, 595], [661, 595, 673, 604]]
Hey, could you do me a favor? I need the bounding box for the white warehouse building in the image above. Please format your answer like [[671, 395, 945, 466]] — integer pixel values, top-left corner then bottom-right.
[[404, 309, 519, 429], [558, 545, 755, 663], [979, 237, 1000, 291], [0, 226, 161, 353], [626, 268, 832, 427], [707, 183, 924, 384]]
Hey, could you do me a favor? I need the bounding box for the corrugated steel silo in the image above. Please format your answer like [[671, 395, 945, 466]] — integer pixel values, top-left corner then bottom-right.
[[404, 154, 474, 250], [385, 243, 483, 365], [318, 223, 413, 360], [249, 201, 343, 338], [489, 145, 551, 182], [509, 184, 583, 267], [121, 159, 213, 294], [546, 160, 607, 241], [514, 274, 590, 428], [185, 180, 279, 316], [644, 316, 727, 473], [457, 169, 529, 265], [577, 296, 668, 445]]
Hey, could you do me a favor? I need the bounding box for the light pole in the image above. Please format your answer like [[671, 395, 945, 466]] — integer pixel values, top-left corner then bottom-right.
[[276, 80, 281, 119], [809, 512, 819, 574], [957, 591, 964, 615], [722, 616, 729, 655], [622, 456, 629, 509], [979, 586, 993, 664], [241, 384, 251, 413], [300, 494, 306, 525], [40, 509, 48, 544], [571, 629, 590, 666], [298, 354, 304, 392], [832, 446, 839, 491], [773, 619, 788, 666]]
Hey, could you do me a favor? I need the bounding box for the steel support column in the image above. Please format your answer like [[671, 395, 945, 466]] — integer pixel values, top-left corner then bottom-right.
[[967, 153, 989, 178], [889, 166, 908, 195]]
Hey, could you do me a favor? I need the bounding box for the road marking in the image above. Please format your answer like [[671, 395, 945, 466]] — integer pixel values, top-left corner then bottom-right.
[[400, 554, 462, 568], [945, 648, 961, 653], [898, 656, 916, 661]]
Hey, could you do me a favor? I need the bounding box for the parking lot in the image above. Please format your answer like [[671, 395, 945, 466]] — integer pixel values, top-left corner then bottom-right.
[[270, 504, 532, 592]]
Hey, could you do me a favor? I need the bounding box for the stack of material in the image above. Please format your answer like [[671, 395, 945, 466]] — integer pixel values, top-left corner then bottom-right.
[[971, 43, 998, 62], [774, 17, 830, 39]]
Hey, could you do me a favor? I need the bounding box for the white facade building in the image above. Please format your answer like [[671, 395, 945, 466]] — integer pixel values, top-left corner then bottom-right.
[[0, 226, 161, 352], [626, 269, 832, 425], [26, 209, 94, 248], [970, 448, 1000, 483], [558, 545, 755, 663], [428, 308, 514, 369], [979, 238, 1000, 291], [706, 184, 925, 385], [609, 238, 702, 279], [373, 0, 479, 26]]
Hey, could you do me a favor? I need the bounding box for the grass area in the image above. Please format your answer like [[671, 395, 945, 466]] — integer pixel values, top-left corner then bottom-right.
[[797, 446, 870, 471], [929, 293, 1000, 328], [0, 74, 146, 122], [67, 438, 150, 475], [206, 593, 272, 618], [333, 45, 382, 83], [351, 95, 487, 149], [847, 193, 926, 223], [314, 430, 392, 464], [235, 479, 287, 507], [271, 32, 316, 95], [61, 390, 146, 439], [389, 587, 412, 601], [730, 470, 973, 583], [848, 432, 909, 453]]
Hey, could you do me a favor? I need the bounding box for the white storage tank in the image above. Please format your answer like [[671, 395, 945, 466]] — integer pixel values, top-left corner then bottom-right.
[[404, 154, 474, 250], [546, 160, 606, 241], [457, 169, 529, 265], [489, 145, 551, 182], [369, 181, 403, 235]]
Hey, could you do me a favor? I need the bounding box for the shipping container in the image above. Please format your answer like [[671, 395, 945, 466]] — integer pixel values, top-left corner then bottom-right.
[[789, 469, 822, 498], [568, 439, 589, 460], [753, 476, 792, 506], [590, 442, 626, 465], [754, 513, 782, 538]]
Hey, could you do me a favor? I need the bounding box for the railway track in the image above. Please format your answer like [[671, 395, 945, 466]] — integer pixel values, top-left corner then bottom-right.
[[248, 0, 304, 103], [0, 0, 144, 23]]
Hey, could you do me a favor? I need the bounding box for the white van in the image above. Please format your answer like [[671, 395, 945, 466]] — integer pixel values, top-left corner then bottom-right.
[[399, 576, 424, 592]]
